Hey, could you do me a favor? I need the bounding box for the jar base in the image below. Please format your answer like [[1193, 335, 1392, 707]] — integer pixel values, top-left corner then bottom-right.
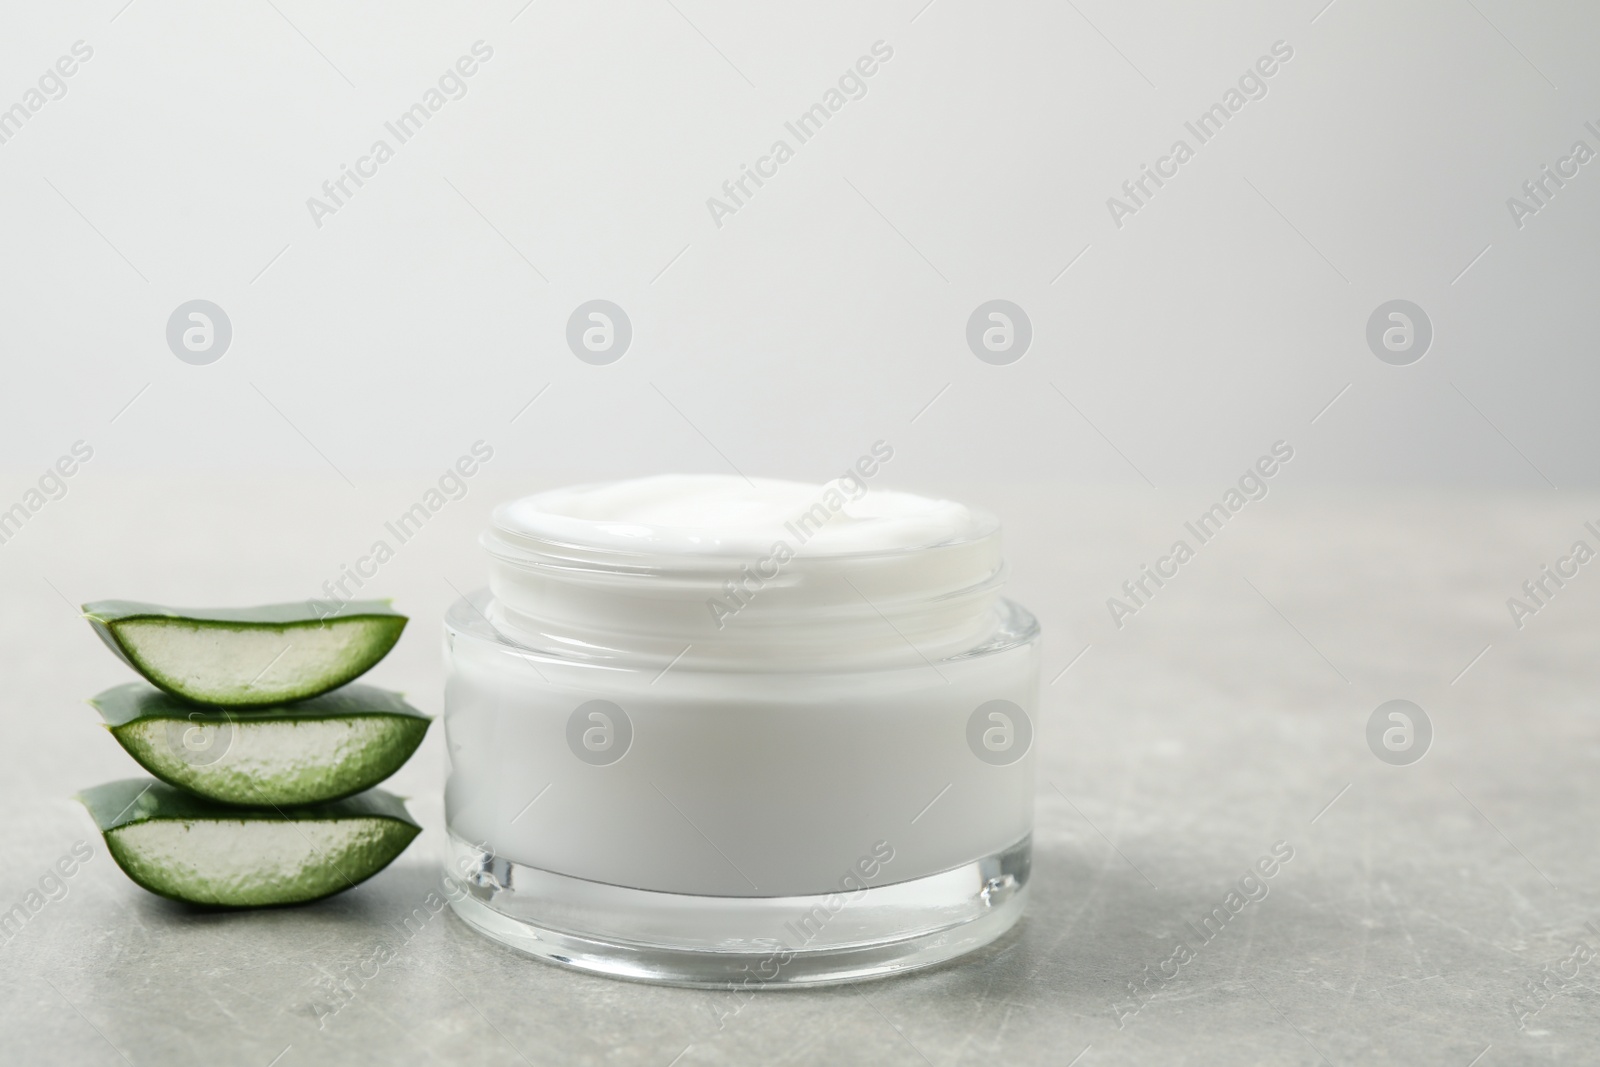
[[445, 833, 1030, 988]]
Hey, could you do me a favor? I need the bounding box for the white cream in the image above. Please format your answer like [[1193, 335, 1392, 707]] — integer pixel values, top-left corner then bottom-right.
[[443, 475, 1040, 983], [491, 473, 992, 556], [481, 474, 1007, 671]]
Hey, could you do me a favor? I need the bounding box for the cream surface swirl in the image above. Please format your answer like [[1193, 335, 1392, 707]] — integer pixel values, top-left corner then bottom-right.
[[489, 474, 994, 558]]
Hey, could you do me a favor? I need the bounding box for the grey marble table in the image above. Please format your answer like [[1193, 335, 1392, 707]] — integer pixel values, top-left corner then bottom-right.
[[1, 475, 1594, 1065]]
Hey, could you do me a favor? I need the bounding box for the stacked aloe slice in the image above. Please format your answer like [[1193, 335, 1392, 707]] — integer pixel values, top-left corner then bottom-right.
[[76, 600, 428, 907]]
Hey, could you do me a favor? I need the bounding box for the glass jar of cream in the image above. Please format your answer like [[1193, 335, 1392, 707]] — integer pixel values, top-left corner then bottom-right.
[[443, 472, 1039, 986]]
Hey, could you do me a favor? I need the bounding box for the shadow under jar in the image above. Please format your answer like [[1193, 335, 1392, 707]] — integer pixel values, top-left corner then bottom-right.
[[443, 473, 1039, 987]]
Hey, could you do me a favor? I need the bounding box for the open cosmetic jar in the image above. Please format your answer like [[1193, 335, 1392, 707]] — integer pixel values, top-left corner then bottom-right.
[[443, 472, 1040, 986]]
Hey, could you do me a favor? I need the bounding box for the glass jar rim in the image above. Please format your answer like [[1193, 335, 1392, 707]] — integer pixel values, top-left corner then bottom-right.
[[477, 477, 1013, 670], [447, 587, 1040, 673]]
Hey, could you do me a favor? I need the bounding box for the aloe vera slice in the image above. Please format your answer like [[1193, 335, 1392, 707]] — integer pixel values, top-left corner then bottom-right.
[[91, 683, 431, 806], [78, 779, 421, 907], [82, 599, 406, 707]]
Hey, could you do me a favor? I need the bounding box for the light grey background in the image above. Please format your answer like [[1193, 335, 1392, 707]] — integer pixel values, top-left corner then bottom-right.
[[4, 2, 1600, 1065], [1, 0, 1596, 489]]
